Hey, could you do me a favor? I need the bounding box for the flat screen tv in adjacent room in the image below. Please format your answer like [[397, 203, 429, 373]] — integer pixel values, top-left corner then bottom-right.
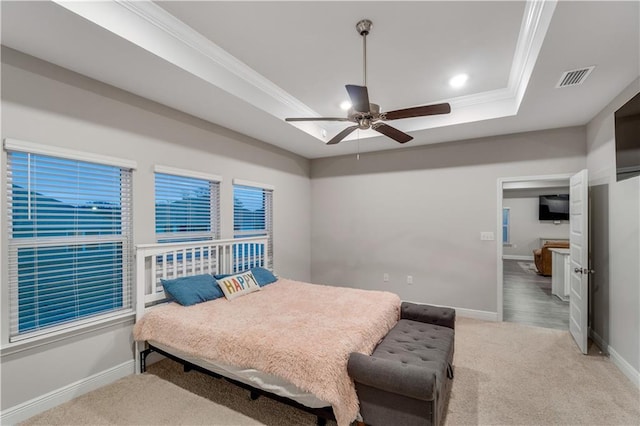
[[539, 194, 569, 221], [615, 90, 640, 182]]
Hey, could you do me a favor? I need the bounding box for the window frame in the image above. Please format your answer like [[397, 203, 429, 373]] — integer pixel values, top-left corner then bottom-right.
[[232, 179, 274, 269], [154, 165, 222, 243], [3, 138, 136, 344]]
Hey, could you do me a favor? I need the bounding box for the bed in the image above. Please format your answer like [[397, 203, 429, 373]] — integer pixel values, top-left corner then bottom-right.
[[133, 238, 401, 426]]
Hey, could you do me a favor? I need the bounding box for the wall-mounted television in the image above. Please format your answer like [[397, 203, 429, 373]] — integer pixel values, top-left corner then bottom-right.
[[539, 194, 569, 221], [615, 91, 640, 182]]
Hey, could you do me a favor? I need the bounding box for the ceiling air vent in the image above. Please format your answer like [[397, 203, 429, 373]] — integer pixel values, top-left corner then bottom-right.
[[556, 66, 595, 88]]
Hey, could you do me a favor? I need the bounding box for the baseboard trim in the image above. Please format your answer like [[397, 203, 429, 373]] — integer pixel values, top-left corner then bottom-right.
[[607, 347, 639, 388], [0, 360, 135, 425], [590, 329, 640, 389], [403, 299, 498, 322], [590, 329, 607, 353], [454, 307, 499, 321], [503, 255, 534, 261]]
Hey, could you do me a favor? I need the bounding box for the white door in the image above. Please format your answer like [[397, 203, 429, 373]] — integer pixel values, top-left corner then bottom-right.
[[569, 169, 589, 354]]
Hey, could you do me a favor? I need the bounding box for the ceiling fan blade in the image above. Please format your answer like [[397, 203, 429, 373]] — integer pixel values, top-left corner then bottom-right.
[[372, 123, 413, 144], [285, 117, 350, 122], [345, 84, 371, 112], [327, 125, 359, 145], [383, 103, 451, 120]]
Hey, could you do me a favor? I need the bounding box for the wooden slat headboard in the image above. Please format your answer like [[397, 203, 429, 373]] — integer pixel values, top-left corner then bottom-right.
[[135, 236, 269, 320]]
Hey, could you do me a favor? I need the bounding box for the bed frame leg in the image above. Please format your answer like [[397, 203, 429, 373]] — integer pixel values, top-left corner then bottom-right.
[[140, 348, 152, 373]]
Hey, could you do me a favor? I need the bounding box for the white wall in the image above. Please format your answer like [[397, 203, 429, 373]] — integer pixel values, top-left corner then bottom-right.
[[310, 127, 586, 315], [503, 188, 570, 259], [0, 48, 311, 413], [587, 77, 640, 384]]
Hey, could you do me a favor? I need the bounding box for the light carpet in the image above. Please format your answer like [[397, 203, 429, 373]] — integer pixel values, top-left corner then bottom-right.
[[21, 318, 640, 425]]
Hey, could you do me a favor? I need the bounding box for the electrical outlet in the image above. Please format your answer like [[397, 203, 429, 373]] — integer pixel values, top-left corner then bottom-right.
[[383, 273, 389, 282], [407, 275, 413, 285]]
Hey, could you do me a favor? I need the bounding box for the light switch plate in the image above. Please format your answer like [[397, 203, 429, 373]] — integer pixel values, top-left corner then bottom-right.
[[480, 232, 495, 241]]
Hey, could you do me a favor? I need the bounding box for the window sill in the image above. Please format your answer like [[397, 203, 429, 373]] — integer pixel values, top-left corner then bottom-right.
[[1, 311, 135, 357]]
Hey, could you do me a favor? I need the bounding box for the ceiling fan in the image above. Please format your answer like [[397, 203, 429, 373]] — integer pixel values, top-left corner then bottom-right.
[[285, 19, 451, 145]]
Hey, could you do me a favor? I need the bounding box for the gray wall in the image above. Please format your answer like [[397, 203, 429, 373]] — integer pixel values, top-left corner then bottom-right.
[[310, 127, 586, 313], [0, 48, 311, 410], [587, 77, 640, 374], [503, 188, 570, 258], [2, 42, 637, 414]]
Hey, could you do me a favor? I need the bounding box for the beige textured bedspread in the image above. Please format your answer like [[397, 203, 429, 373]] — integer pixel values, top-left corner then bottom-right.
[[133, 278, 400, 426]]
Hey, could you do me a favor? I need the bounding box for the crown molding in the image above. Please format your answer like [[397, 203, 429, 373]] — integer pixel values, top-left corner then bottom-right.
[[508, 0, 558, 106], [52, 0, 557, 144], [113, 1, 317, 118], [445, 0, 557, 111]]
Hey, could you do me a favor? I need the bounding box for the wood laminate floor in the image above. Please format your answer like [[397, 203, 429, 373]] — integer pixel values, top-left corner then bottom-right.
[[503, 259, 569, 330]]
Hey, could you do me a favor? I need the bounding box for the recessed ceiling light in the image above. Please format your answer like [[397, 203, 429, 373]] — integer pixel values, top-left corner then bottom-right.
[[449, 74, 468, 88], [340, 101, 352, 110]]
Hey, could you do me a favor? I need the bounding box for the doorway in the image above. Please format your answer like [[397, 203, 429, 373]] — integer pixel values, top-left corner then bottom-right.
[[496, 174, 573, 328]]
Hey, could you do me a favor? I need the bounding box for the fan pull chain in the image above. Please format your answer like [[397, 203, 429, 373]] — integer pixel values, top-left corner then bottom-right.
[[357, 129, 361, 160]]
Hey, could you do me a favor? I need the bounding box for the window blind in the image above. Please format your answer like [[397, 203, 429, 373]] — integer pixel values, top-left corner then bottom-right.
[[7, 151, 133, 341], [233, 184, 273, 268], [155, 173, 220, 242]]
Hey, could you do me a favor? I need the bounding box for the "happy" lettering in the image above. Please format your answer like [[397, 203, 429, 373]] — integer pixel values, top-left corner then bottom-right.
[[222, 273, 259, 294]]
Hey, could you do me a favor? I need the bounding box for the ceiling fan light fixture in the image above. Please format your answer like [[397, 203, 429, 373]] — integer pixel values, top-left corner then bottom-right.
[[449, 73, 468, 88], [285, 18, 451, 146], [340, 101, 352, 110]]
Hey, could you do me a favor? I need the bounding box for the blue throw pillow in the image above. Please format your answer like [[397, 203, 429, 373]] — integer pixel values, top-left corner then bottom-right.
[[251, 267, 278, 287], [213, 273, 231, 280], [161, 274, 224, 306]]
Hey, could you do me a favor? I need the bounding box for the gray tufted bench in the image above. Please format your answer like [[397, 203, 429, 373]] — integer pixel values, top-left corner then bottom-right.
[[348, 302, 455, 426]]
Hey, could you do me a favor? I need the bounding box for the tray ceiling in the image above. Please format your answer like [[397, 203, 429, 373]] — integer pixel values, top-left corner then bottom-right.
[[1, 1, 639, 159]]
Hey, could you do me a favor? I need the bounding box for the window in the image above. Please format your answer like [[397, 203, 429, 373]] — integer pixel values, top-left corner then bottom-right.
[[6, 142, 134, 342], [154, 167, 221, 242], [502, 207, 511, 245], [233, 180, 273, 268]]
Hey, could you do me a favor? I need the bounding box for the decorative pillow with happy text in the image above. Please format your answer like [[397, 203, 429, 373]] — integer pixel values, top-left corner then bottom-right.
[[216, 271, 261, 300]]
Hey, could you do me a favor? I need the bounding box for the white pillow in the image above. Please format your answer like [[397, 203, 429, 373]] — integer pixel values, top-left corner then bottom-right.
[[217, 271, 261, 300]]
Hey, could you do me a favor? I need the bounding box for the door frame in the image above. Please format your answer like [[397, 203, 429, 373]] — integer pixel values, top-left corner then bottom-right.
[[496, 173, 573, 322]]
